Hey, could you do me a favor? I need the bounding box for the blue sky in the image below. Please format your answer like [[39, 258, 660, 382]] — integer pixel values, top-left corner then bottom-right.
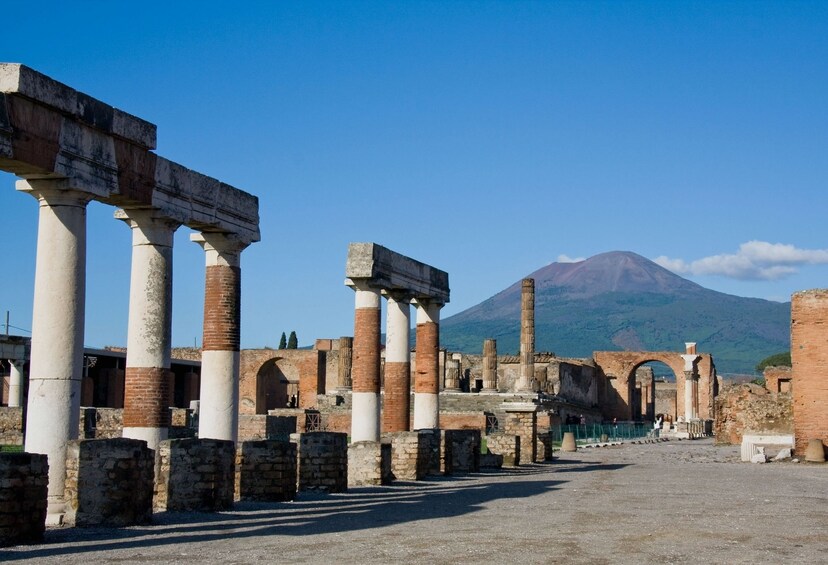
[[1, 1, 826, 349]]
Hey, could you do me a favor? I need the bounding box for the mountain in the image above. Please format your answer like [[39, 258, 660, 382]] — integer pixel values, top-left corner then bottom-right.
[[441, 251, 791, 375]]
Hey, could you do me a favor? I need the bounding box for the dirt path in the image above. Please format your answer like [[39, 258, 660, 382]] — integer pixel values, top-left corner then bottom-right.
[[2, 439, 826, 564]]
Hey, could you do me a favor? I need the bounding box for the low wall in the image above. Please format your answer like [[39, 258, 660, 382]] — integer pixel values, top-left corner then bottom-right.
[[238, 414, 298, 442], [0, 452, 48, 547], [295, 432, 348, 493], [235, 440, 297, 502], [486, 433, 520, 467], [348, 441, 392, 486], [154, 438, 235, 512], [64, 438, 154, 527]]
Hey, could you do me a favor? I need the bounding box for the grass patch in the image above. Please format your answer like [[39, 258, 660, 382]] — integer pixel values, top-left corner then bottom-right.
[[0, 445, 24, 453]]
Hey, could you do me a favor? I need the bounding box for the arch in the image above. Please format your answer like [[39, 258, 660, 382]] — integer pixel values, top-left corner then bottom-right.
[[254, 358, 299, 414]]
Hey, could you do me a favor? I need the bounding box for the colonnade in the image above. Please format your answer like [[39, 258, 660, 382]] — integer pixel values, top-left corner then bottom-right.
[[345, 243, 450, 442]]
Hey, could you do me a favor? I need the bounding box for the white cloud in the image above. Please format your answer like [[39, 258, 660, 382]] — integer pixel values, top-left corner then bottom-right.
[[654, 241, 828, 281], [557, 254, 586, 263]]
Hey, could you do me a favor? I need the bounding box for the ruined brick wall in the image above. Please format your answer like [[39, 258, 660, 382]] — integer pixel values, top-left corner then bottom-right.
[[764, 366, 793, 394], [154, 439, 235, 512], [296, 432, 348, 493], [440, 412, 487, 431], [235, 440, 297, 502], [0, 407, 23, 445], [64, 439, 154, 527], [791, 290, 828, 456], [713, 384, 792, 445], [654, 382, 677, 422], [485, 433, 520, 467], [0, 453, 48, 547], [238, 349, 323, 415]]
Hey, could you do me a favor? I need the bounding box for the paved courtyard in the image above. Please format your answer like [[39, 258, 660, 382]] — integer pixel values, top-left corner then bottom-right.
[[2, 438, 826, 564]]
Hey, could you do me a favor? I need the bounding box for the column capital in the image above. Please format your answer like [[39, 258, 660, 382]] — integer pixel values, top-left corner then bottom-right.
[[16, 179, 95, 206], [191, 232, 250, 267], [680, 354, 700, 372], [115, 209, 180, 247], [383, 289, 414, 303]]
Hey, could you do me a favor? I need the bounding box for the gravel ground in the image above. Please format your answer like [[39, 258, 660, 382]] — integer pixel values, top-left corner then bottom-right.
[[2, 438, 826, 564]]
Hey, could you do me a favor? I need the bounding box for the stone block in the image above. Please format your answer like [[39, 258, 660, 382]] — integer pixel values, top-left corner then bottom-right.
[[236, 440, 297, 502], [486, 433, 520, 467], [64, 438, 153, 527], [154, 438, 235, 512], [348, 441, 391, 486], [445, 429, 481, 473], [0, 452, 48, 547], [296, 432, 347, 493]]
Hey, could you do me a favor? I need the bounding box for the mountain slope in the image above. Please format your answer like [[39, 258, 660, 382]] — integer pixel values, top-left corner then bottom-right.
[[441, 251, 790, 375]]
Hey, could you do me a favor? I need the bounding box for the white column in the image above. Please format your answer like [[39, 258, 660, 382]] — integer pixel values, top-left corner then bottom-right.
[[192, 232, 249, 443], [683, 371, 694, 420], [350, 282, 382, 442], [8, 360, 25, 407], [117, 209, 179, 450], [18, 180, 91, 516], [413, 299, 441, 430], [382, 292, 411, 432]]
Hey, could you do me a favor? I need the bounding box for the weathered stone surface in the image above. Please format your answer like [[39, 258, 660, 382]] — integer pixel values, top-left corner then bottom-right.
[[154, 438, 235, 512], [235, 441, 297, 502], [295, 432, 347, 493], [64, 438, 153, 527], [0, 452, 48, 547], [791, 290, 828, 457], [486, 433, 520, 467], [444, 429, 481, 473], [0, 407, 23, 445], [348, 441, 391, 486], [714, 384, 792, 445], [500, 404, 538, 463], [536, 431, 555, 461]]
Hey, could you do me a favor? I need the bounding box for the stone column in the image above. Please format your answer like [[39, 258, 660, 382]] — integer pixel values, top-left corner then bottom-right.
[[18, 180, 92, 516], [683, 371, 694, 420], [444, 359, 461, 391], [337, 336, 353, 390], [192, 233, 248, 443], [518, 278, 535, 391], [383, 292, 411, 432], [414, 299, 441, 429], [482, 339, 498, 391], [349, 282, 382, 442], [117, 210, 179, 451], [8, 360, 25, 408], [681, 347, 700, 421]]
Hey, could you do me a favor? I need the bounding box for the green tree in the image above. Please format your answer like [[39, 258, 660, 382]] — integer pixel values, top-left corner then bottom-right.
[[287, 331, 298, 349], [755, 351, 791, 373], [278, 332, 287, 350]]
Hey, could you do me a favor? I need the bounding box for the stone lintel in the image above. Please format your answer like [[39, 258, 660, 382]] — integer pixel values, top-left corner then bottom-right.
[[345, 242, 450, 303], [499, 402, 539, 413], [0, 63, 156, 149]]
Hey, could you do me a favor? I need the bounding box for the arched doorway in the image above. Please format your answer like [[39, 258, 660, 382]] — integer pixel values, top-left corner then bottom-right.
[[630, 360, 676, 423], [255, 359, 291, 414]]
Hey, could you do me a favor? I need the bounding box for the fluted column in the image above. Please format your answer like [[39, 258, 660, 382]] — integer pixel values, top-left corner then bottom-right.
[[18, 179, 91, 516], [349, 282, 382, 442], [337, 336, 353, 390], [518, 278, 535, 391], [681, 344, 700, 421], [482, 339, 498, 391], [444, 359, 461, 391], [414, 299, 441, 429], [192, 232, 249, 442], [383, 292, 411, 432], [117, 209, 179, 450], [8, 360, 25, 408]]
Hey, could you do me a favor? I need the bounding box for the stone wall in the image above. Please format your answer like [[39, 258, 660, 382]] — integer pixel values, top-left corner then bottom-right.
[[235, 440, 297, 502], [79, 407, 124, 439], [238, 414, 297, 442], [0, 452, 48, 547], [64, 439, 154, 527], [714, 384, 793, 445], [764, 366, 792, 394], [295, 432, 348, 493], [418, 429, 442, 476], [792, 290, 828, 456], [654, 382, 677, 422], [385, 432, 424, 481], [0, 407, 23, 445], [500, 407, 537, 463], [485, 433, 520, 467], [536, 431, 555, 461], [154, 438, 235, 512], [347, 441, 391, 486]]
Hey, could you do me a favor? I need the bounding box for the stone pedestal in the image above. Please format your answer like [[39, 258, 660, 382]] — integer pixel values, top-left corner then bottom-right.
[[154, 438, 236, 512], [0, 452, 48, 547], [296, 432, 348, 493], [444, 429, 481, 473], [235, 440, 297, 501], [348, 441, 392, 486], [64, 438, 154, 527], [501, 402, 539, 462]]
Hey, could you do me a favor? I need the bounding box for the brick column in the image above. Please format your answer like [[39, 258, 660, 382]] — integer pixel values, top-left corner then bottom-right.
[[791, 290, 828, 456], [414, 299, 441, 430], [482, 339, 498, 391], [192, 232, 249, 443], [7, 360, 24, 408], [337, 336, 353, 390], [18, 180, 92, 516], [350, 282, 382, 442], [117, 210, 179, 451], [383, 292, 411, 433], [518, 278, 535, 391]]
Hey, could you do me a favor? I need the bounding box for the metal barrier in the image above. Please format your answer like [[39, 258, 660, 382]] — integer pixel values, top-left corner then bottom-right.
[[550, 423, 653, 446]]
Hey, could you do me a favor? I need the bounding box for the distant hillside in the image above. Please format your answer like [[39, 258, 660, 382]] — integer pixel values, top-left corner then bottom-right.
[[441, 251, 791, 375]]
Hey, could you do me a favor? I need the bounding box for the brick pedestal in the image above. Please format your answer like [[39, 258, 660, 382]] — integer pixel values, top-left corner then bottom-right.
[[0, 453, 48, 547], [486, 433, 520, 467], [501, 403, 538, 463], [154, 438, 235, 512], [64, 438, 154, 527], [235, 440, 297, 502]]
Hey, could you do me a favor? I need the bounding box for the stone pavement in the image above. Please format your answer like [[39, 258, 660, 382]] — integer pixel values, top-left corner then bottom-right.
[[2, 439, 825, 564]]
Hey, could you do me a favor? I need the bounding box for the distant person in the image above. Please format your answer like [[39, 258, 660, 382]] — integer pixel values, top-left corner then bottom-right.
[[580, 414, 586, 426]]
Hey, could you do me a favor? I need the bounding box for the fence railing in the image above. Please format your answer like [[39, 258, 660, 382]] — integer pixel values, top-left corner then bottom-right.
[[550, 423, 654, 446]]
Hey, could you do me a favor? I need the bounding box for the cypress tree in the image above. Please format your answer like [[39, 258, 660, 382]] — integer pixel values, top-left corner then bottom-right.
[[278, 332, 287, 349], [287, 331, 298, 349]]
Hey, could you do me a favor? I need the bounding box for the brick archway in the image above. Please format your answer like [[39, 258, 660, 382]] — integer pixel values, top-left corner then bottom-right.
[[593, 351, 716, 422]]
